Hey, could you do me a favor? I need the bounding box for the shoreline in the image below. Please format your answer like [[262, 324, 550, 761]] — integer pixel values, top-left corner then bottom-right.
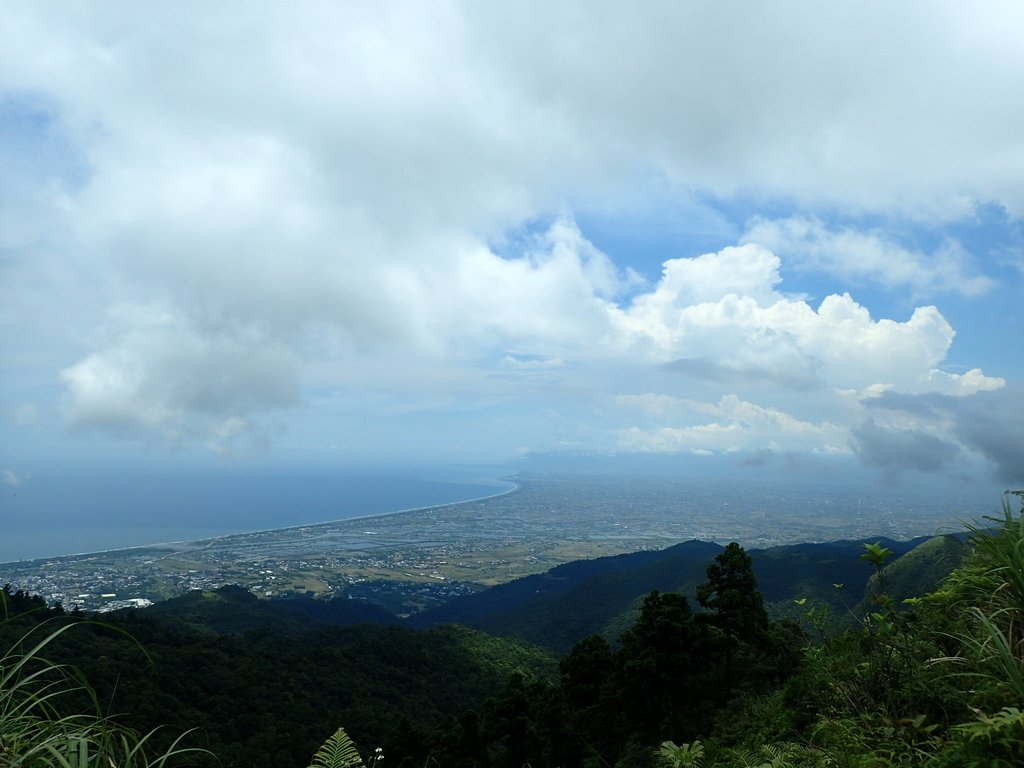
[[1, 476, 521, 566], [179, 477, 522, 548]]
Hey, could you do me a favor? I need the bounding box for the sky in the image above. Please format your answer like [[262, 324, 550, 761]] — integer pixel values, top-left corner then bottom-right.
[[3, 1, 1024, 536]]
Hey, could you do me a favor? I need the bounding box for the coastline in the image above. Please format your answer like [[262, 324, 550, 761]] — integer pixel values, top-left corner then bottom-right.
[[210, 476, 521, 540], [1, 475, 521, 566]]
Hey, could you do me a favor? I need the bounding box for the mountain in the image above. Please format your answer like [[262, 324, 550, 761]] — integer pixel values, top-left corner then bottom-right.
[[0, 526, 979, 768], [410, 535, 954, 652], [138, 583, 400, 635], [0, 587, 557, 768], [855, 533, 971, 613], [407, 539, 722, 651], [134, 532, 965, 656]]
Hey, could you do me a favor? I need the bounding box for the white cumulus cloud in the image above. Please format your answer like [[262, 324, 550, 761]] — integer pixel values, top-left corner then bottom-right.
[[609, 244, 1003, 396]]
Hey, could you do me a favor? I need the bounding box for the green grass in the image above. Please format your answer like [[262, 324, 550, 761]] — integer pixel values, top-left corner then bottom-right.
[[0, 617, 206, 767]]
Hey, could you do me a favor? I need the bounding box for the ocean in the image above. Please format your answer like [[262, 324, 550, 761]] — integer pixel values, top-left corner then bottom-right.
[[0, 465, 515, 563]]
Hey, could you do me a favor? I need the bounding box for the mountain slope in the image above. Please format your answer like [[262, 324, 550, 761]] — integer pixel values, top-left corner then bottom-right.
[[411, 535, 943, 652], [856, 533, 970, 612], [138, 583, 400, 635], [1, 590, 557, 768], [408, 540, 723, 651]]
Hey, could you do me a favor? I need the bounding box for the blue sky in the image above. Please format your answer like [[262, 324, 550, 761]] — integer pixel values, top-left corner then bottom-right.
[[2, 1, 1023, 530]]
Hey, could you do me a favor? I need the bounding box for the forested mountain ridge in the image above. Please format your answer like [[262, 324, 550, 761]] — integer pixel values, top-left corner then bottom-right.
[[139, 582, 401, 636], [0, 589, 556, 767], [0, 522, 991, 768], [409, 534, 948, 652], [327, 501, 1024, 768], [129, 533, 959, 653]]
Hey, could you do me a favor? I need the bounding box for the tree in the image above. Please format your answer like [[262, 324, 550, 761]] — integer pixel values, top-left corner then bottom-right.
[[617, 591, 706, 743], [696, 542, 768, 643], [559, 635, 619, 762]]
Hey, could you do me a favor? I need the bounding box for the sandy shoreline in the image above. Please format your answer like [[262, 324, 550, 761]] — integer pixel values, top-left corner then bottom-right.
[[3, 476, 520, 565]]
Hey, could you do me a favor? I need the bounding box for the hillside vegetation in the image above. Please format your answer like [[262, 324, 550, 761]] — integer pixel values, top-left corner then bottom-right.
[[3, 495, 1021, 767], [385, 495, 1021, 767], [0, 590, 556, 766], [410, 536, 943, 651]]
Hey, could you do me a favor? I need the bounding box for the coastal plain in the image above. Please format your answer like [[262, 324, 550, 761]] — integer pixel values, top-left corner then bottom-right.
[[1, 473, 985, 614]]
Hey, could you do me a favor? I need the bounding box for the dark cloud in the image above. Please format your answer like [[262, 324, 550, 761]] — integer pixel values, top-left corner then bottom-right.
[[854, 386, 1024, 485], [862, 390, 947, 418], [733, 448, 776, 467], [663, 355, 820, 390], [851, 418, 959, 479], [952, 384, 1024, 484]]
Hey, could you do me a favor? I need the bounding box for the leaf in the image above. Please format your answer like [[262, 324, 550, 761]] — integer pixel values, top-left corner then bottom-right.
[[955, 707, 1024, 741], [308, 726, 366, 768], [860, 542, 893, 568], [656, 739, 704, 768]]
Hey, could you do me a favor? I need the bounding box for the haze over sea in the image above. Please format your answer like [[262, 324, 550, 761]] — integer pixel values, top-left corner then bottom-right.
[[1, 465, 514, 563]]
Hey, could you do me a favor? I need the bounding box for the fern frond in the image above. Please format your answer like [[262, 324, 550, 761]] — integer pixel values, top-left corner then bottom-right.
[[955, 707, 1024, 741], [656, 739, 704, 768], [308, 726, 365, 768]]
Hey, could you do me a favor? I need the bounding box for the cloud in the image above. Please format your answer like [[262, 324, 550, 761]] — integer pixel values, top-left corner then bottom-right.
[[499, 355, 565, 370], [618, 393, 846, 455], [52, 216, 637, 445], [0, 3, 1018, 469], [742, 216, 996, 298], [733, 448, 776, 467], [664, 354, 821, 391], [857, 386, 1024, 483], [426, 218, 637, 356], [461, 2, 1024, 217], [49, 224, 1004, 456], [614, 393, 685, 419], [0, 92, 88, 254], [952, 385, 1024, 484], [851, 418, 960, 478], [610, 244, 1003, 396], [6, 4, 1024, 240], [60, 306, 299, 444], [862, 390, 943, 418]]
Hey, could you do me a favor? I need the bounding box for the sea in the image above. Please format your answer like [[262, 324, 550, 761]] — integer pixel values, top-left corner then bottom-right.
[[0, 465, 516, 563]]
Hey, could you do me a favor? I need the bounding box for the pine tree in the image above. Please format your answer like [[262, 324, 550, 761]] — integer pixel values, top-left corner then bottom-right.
[[696, 542, 769, 642]]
